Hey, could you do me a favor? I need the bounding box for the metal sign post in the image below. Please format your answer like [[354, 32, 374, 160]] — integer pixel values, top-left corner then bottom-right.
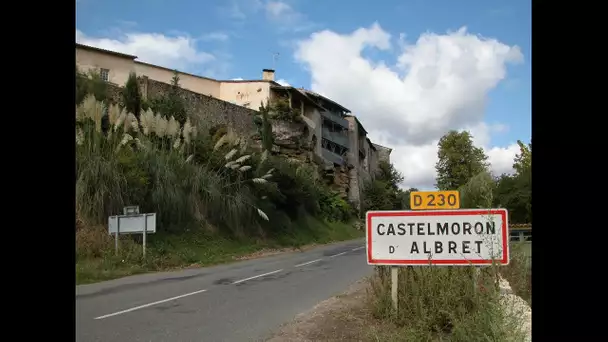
[[142, 213, 148, 260], [115, 218, 120, 255], [109, 207, 156, 261]]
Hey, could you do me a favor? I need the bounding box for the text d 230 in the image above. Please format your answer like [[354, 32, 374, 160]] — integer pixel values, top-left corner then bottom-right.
[[410, 191, 460, 210]]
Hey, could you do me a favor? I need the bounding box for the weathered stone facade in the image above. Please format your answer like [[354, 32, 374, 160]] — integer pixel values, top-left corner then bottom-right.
[[106, 78, 359, 202], [105, 77, 259, 137]]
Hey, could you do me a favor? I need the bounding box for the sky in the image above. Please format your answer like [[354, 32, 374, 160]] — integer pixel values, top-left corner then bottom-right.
[[76, 0, 531, 190]]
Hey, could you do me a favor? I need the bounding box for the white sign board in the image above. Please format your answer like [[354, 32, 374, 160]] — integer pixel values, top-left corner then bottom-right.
[[366, 209, 509, 266], [108, 213, 156, 235]]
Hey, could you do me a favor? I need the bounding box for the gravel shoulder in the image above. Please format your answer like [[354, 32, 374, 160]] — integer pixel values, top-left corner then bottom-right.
[[265, 278, 395, 342]]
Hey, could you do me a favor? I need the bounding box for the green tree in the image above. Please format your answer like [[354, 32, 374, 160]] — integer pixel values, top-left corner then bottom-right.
[[402, 187, 419, 209], [76, 66, 108, 104], [121, 72, 142, 119], [256, 102, 274, 151], [435, 130, 489, 190], [491, 139, 532, 223], [377, 161, 404, 190], [149, 70, 188, 124], [363, 162, 406, 212], [513, 139, 532, 176], [363, 180, 395, 211], [459, 171, 495, 209]]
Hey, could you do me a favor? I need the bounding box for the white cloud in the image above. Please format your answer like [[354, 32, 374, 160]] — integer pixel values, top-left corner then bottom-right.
[[200, 32, 230, 42], [218, 0, 264, 20], [265, 0, 316, 32], [76, 29, 216, 72], [295, 24, 526, 190], [276, 78, 291, 86]]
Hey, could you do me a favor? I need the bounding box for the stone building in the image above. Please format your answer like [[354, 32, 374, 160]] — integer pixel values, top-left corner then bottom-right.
[[75, 43, 392, 210]]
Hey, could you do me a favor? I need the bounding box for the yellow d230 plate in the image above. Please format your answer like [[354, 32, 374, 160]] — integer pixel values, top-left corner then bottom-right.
[[410, 191, 460, 210]]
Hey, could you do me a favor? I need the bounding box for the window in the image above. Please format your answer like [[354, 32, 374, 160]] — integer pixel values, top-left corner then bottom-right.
[[100, 68, 110, 82]]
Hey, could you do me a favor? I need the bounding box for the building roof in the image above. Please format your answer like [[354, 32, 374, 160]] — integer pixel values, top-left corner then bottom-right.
[[220, 79, 280, 84], [270, 85, 325, 110], [366, 138, 377, 151], [76, 43, 138, 60], [301, 89, 351, 113], [135, 61, 220, 83], [372, 143, 393, 154]]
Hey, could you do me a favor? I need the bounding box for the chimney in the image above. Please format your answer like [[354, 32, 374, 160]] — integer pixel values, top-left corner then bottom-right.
[[262, 69, 275, 81]]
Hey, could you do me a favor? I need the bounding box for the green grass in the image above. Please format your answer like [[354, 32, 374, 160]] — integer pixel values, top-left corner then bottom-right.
[[501, 242, 532, 305], [76, 217, 364, 285], [363, 243, 532, 341], [366, 264, 527, 342]]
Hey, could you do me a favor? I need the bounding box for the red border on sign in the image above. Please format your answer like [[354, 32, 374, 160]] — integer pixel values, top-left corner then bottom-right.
[[366, 209, 509, 265]]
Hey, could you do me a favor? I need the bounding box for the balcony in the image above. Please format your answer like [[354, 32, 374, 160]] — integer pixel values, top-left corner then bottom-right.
[[322, 148, 346, 166], [322, 127, 349, 147], [320, 110, 349, 128]]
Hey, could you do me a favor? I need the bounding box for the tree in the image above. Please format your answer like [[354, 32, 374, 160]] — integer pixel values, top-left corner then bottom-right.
[[459, 171, 495, 209], [492, 139, 532, 223], [256, 102, 274, 151], [363, 162, 406, 212], [377, 161, 404, 190], [121, 72, 142, 119], [435, 130, 489, 190], [402, 187, 419, 209], [513, 139, 531, 176], [76, 66, 108, 104], [149, 70, 188, 124]]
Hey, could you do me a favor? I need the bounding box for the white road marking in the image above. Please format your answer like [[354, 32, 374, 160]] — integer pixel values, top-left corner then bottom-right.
[[328, 251, 349, 258], [295, 258, 322, 267], [231, 269, 283, 285], [351, 246, 365, 251], [94, 289, 208, 320]]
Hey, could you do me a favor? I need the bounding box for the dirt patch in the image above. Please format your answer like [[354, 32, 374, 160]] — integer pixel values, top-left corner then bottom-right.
[[265, 278, 394, 342]]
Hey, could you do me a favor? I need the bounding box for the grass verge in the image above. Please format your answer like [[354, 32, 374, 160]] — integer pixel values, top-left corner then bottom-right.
[[76, 216, 363, 285], [365, 260, 528, 341], [501, 242, 532, 305]]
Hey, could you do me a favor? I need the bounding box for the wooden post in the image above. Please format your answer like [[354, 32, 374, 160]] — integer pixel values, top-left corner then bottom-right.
[[391, 266, 399, 312]]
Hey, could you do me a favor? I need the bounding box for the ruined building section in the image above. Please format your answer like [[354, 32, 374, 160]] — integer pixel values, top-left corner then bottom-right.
[[373, 143, 393, 164]]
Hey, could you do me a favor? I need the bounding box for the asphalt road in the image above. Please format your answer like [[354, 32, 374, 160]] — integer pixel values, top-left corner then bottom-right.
[[76, 238, 372, 342]]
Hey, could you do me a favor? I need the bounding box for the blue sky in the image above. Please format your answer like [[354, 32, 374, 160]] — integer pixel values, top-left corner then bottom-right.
[[76, 0, 531, 190]]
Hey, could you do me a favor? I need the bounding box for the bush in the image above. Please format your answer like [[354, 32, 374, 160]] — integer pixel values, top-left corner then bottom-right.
[[121, 72, 142, 119], [76, 66, 108, 104], [76, 95, 271, 237], [369, 265, 522, 341], [318, 186, 353, 222]]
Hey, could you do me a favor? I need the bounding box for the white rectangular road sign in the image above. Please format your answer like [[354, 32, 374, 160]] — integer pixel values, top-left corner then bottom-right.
[[108, 213, 156, 235], [366, 209, 509, 266]]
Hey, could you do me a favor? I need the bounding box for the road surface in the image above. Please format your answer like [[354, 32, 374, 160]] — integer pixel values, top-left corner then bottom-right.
[[76, 238, 372, 342]]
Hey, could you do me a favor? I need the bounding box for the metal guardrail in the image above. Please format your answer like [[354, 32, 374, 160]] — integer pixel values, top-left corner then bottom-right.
[[509, 224, 531, 242]]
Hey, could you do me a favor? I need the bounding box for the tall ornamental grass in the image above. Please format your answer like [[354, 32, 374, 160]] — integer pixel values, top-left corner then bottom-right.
[[76, 95, 273, 236]]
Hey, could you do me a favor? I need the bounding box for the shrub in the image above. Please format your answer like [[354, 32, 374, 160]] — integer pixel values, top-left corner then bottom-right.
[[318, 187, 353, 222], [148, 70, 187, 124], [76, 66, 108, 104], [121, 72, 142, 119], [369, 265, 521, 341], [76, 95, 271, 237]]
